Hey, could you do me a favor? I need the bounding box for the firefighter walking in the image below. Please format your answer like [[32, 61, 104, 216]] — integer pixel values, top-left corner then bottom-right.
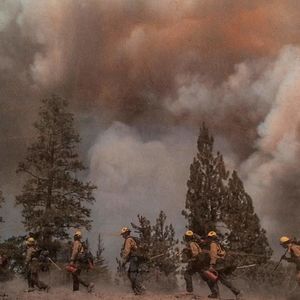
[[69, 231, 94, 292], [279, 236, 300, 286], [25, 237, 49, 292], [207, 231, 242, 299], [183, 230, 213, 295], [120, 227, 145, 295]]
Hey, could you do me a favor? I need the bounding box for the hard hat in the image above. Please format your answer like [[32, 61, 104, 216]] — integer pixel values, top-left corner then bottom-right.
[[26, 237, 35, 245], [280, 236, 290, 244], [185, 230, 194, 237], [120, 227, 130, 235], [74, 230, 82, 237], [207, 231, 217, 238]]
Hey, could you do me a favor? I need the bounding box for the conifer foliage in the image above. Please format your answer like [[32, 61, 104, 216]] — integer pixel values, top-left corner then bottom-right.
[[95, 233, 109, 275], [130, 211, 180, 277], [224, 171, 272, 261], [16, 95, 96, 242], [183, 123, 272, 261], [151, 211, 180, 276], [183, 123, 228, 236]]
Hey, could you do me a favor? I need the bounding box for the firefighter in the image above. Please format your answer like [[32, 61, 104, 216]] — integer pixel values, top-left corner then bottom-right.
[[183, 230, 213, 295], [69, 231, 94, 293], [207, 231, 242, 299], [280, 236, 300, 285], [120, 227, 145, 295], [25, 237, 49, 292]]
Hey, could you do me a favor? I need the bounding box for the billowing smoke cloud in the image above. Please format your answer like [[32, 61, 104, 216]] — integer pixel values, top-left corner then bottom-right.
[[88, 122, 195, 262], [1, 0, 300, 259], [240, 46, 300, 251]]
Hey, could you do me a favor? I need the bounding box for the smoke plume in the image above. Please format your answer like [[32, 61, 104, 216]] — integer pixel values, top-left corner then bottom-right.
[[1, 0, 300, 260]]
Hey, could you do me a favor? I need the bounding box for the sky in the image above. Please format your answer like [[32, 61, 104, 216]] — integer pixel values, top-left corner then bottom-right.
[[1, 0, 300, 264]]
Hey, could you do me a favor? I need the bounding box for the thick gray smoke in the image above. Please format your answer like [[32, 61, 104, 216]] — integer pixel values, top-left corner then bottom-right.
[[1, 0, 300, 261]]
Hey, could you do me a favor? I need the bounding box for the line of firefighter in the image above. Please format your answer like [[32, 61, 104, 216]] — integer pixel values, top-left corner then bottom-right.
[[19, 229, 300, 297], [119, 228, 300, 299], [183, 230, 241, 299], [118, 226, 242, 298]]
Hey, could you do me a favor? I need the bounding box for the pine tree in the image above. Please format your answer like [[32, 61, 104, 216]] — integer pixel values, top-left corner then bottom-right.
[[183, 123, 272, 271], [151, 211, 180, 276], [131, 214, 152, 258], [130, 212, 180, 289], [95, 233, 109, 275], [16, 95, 96, 244], [182, 123, 228, 236], [224, 171, 272, 263]]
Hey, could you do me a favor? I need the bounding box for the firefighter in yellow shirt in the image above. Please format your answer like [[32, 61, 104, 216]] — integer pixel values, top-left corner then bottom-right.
[[69, 231, 94, 293], [280, 236, 300, 285], [25, 237, 49, 292], [207, 231, 242, 299], [120, 227, 145, 295], [183, 230, 211, 294]]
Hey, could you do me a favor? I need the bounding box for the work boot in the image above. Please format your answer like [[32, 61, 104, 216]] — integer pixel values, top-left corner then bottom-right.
[[208, 293, 218, 299], [235, 292, 243, 300], [134, 289, 143, 295], [87, 282, 94, 293]]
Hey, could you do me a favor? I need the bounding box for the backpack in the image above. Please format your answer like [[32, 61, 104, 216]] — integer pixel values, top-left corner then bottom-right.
[[126, 236, 146, 258]]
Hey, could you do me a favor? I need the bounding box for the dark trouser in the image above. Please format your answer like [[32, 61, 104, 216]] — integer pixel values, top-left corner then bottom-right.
[[27, 270, 48, 290], [72, 268, 89, 291], [184, 262, 212, 293], [184, 267, 195, 293], [128, 256, 144, 295], [294, 259, 300, 286], [200, 271, 219, 296], [218, 272, 240, 295], [215, 258, 240, 296]]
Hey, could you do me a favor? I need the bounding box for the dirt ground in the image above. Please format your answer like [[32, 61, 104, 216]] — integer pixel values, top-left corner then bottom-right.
[[0, 289, 286, 300], [0, 276, 298, 300], [0, 286, 295, 300]]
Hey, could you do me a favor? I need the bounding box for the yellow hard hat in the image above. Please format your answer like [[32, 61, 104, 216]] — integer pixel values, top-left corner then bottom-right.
[[280, 236, 290, 244], [207, 231, 217, 238], [185, 230, 194, 237], [26, 237, 35, 245], [74, 230, 82, 237], [120, 227, 130, 235]]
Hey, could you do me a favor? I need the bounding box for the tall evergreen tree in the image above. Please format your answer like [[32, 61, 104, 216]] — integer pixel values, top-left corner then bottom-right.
[[182, 123, 228, 236], [183, 123, 272, 266], [16, 95, 96, 243], [224, 171, 272, 261]]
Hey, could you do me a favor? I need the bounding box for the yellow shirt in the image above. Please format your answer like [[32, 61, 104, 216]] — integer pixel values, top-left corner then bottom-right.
[[289, 244, 300, 258], [209, 241, 226, 265], [25, 246, 38, 264], [189, 241, 202, 257], [70, 240, 83, 262], [122, 237, 137, 260]]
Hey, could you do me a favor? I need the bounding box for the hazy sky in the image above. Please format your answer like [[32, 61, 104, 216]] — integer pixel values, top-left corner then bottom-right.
[[1, 0, 300, 263]]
